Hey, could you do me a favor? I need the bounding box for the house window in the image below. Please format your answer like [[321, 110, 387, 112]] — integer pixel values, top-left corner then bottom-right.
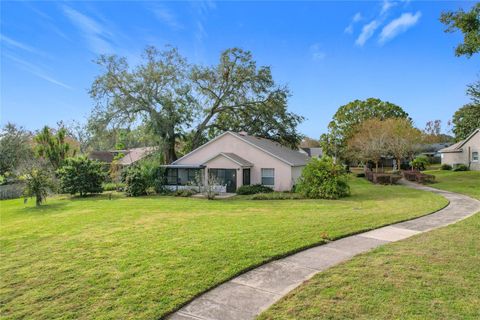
[[166, 168, 178, 185], [473, 151, 479, 162], [261, 168, 275, 186]]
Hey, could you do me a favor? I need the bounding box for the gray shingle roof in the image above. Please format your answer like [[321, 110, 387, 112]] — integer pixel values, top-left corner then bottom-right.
[[220, 153, 254, 167], [230, 132, 310, 166], [439, 129, 479, 153], [117, 147, 156, 165]]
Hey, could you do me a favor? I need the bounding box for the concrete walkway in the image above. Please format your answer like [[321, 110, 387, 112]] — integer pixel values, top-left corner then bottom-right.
[[168, 180, 480, 320]]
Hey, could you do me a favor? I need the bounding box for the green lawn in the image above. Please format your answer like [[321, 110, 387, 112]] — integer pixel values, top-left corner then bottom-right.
[[425, 170, 480, 200], [259, 171, 480, 320], [0, 177, 447, 320]]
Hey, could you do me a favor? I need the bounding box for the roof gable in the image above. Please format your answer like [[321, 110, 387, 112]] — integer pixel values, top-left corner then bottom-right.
[[439, 128, 479, 153], [172, 131, 309, 166]]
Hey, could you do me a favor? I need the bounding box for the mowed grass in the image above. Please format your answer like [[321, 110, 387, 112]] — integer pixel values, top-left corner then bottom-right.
[[0, 177, 447, 320], [258, 213, 480, 320], [425, 170, 480, 200], [259, 171, 480, 320]]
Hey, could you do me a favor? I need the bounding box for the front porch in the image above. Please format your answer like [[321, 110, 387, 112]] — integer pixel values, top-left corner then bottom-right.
[[162, 153, 254, 193]]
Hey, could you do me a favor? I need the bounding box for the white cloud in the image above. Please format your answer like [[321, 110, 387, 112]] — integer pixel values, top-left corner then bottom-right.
[[0, 34, 47, 56], [62, 6, 114, 54], [353, 12, 363, 22], [355, 20, 380, 46], [310, 43, 326, 61], [379, 11, 421, 44], [381, 0, 397, 15], [4, 53, 72, 89], [344, 12, 362, 34], [152, 5, 183, 30]]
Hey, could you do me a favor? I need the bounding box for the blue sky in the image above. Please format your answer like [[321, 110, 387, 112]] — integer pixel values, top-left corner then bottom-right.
[[1, 1, 478, 138]]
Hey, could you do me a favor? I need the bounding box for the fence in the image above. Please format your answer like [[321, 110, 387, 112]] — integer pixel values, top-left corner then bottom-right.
[[0, 183, 25, 200]]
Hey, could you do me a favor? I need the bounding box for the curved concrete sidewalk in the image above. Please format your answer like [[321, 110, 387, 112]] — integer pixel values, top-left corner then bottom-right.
[[168, 180, 480, 320]]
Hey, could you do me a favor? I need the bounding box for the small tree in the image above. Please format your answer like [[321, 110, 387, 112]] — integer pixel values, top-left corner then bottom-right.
[[385, 118, 422, 170], [35, 126, 76, 170], [410, 155, 429, 171], [57, 157, 105, 196], [347, 119, 389, 172], [202, 174, 221, 200], [21, 164, 55, 206], [296, 156, 350, 199]]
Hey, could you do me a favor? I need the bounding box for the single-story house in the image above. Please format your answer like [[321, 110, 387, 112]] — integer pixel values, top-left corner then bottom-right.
[[88, 147, 156, 166], [418, 142, 454, 164], [163, 131, 311, 192], [439, 128, 479, 171]]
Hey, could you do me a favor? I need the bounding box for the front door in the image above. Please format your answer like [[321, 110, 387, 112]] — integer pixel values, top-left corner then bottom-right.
[[243, 168, 251, 186], [209, 169, 237, 193]]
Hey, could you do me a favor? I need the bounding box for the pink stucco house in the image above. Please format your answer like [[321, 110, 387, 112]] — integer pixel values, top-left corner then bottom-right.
[[163, 131, 311, 192], [439, 128, 480, 171]]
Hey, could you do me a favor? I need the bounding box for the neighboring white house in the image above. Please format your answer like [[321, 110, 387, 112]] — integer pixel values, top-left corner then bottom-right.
[[163, 131, 311, 192], [439, 128, 480, 171]]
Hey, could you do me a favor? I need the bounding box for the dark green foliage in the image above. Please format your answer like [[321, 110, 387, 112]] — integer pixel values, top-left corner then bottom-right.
[[452, 104, 480, 141], [250, 192, 304, 200], [296, 156, 350, 199], [124, 166, 149, 197], [441, 164, 452, 170], [21, 163, 55, 206], [440, 3, 480, 58], [410, 155, 429, 171], [453, 164, 469, 171], [173, 189, 197, 197], [57, 157, 105, 196], [0, 123, 34, 175], [236, 184, 274, 195]]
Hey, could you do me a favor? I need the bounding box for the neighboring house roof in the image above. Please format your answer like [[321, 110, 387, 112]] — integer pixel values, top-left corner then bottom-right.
[[172, 131, 310, 167], [439, 128, 479, 153], [204, 152, 254, 167], [88, 151, 114, 163], [117, 147, 156, 165], [300, 147, 323, 158]]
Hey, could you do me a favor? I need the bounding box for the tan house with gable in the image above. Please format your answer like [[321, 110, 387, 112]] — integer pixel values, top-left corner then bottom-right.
[[163, 131, 310, 192], [439, 128, 480, 171]]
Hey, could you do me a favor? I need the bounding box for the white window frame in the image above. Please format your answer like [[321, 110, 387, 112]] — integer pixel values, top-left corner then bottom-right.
[[261, 168, 275, 186], [472, 151, 479, 162]]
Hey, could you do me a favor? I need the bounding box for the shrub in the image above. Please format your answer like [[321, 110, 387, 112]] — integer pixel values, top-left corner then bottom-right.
[[124, 166, 148, 197], [236, 184, 274, 195], [356, 173, 365, 178], [173, 189, 197, 197], [57, 157, 105, 196], [441, 164, 452, 170], [250, 192, 304, 200], [296, 156, 350, 199], [453, 164, 468, 171], [102, 182, 126, 192], [21, 164, 55, 206], [410, 155, 429, 171]]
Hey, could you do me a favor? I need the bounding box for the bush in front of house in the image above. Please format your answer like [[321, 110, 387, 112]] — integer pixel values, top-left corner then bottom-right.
[[441, 164, 452, 170], [236, 184, 274, 195], [296, 156, 350, 200], [453, 164, 468, 171], [57, 157, 105, 197], [410, 155, 429, 171], [124, 165, 148, 197], [250, 192, 305, 200], [173, 189, 197, 197]]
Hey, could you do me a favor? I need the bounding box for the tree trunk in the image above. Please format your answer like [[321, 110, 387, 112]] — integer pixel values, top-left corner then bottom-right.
[[164, 133, 177, 164], [375, 161, 379, 173], [35, 194, 41, 206]]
